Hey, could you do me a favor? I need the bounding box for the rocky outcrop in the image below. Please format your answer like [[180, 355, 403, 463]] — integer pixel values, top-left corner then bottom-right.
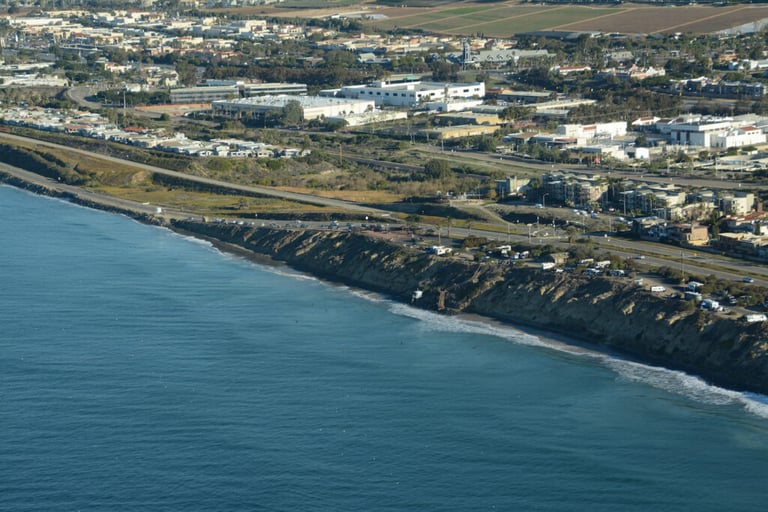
[[172, 219, 768, 395]]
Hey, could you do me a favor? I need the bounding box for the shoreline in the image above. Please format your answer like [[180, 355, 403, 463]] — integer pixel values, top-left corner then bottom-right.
[[2, 166, 768, 395], [175, 220, 657, 387]]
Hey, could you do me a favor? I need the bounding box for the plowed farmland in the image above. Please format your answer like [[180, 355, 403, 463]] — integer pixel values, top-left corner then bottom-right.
[[355, 2, 768, 36]]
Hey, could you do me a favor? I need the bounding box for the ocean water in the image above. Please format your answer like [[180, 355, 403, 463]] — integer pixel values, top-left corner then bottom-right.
[[2, 184, 768, 511]]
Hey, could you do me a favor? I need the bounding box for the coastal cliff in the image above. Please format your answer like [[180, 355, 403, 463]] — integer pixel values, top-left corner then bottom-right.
[[172, 219, 768, 395], [3, 166, 767, 395]]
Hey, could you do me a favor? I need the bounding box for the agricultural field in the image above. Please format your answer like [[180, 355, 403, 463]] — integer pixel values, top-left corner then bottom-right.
[[250, 1, 768, 36], [367, 2, 768, 36], [558, 5, 768, 34]]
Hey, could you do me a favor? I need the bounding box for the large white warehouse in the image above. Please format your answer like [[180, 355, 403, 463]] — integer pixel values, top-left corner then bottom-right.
[[212, 95, 375, 120], [334, 80, 485, 107]]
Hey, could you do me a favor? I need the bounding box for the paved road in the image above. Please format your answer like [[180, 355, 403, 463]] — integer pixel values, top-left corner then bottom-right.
[[65, 86, 104, 110], [408, 144, 768, 191], [441, 220, 768, 286], [0, 162, 163, 217], [0, 132, 391, 218], [1, 131, 767, 286]]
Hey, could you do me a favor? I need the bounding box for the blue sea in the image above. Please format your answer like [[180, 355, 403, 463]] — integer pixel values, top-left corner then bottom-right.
[[2, 184, 768, 511]]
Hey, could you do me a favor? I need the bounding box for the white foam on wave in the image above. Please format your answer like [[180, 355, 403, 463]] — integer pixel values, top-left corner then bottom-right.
[[159, 224, 768, 420], [239, 258, 320, 283], [169, 230, 215, 249], [386, 303, 768, 419], [740, 393, 768, 419], [605, 357, 768, 419], [387, 302, 545, 348], [344, 287, 390, 304], [169, 229, 319, 283]]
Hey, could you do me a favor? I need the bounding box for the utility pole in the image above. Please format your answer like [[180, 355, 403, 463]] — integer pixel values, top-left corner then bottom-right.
[[681, 250, 685, 280]]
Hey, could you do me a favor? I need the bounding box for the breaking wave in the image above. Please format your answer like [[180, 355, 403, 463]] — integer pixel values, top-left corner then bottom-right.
[[387, 301, 768, 419]]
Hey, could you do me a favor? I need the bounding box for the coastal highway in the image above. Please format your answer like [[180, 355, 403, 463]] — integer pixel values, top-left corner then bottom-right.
[[0, 162, 165, 217], [2, 131, 768, 287], [409, 144, 768, 192], [4, 155, 767, 287], [440, 222, 768, 287], [0, 132, 390, 218]]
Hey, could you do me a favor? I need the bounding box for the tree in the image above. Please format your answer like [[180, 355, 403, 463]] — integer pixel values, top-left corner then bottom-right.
[[322, 50, 356, 68], [430, 61, 459, 82], [566, 226, 579, 244], [501, 105, 533, 123], [424, 159, 452, 181], [477, 135, 501, 152], [709, 210, 722, 239], [175, 59, 198, 87], [281, 100, 303, 126], [405, 214, 422, 232]]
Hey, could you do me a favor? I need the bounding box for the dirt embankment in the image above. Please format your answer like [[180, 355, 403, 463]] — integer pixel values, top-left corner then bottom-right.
[[172, 219, 768, 395]]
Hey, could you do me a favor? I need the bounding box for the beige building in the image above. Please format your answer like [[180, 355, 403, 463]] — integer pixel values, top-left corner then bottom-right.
[[436, 112, 501, 126], [419, 124, 499, 140], [719, 192, 755, 216]]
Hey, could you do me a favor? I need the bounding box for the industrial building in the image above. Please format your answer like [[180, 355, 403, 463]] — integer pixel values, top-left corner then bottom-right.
[[661, 116, 767, 148], [556, 122, 627, 144], [242, 82, 308, 96], [211, 95, 375, 121], [170, 85, 240, 104], [713, 126, 766, 149], [331, 80, 485, 108], [169, 81, 307, 104]]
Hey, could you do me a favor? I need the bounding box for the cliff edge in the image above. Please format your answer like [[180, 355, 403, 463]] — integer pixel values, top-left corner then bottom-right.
[[5, 159, 767, 394], [172, 219, 768, 395]]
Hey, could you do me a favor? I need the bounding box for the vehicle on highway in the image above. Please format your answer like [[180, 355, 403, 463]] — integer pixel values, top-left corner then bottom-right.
[[742, 277, 755, 283]]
